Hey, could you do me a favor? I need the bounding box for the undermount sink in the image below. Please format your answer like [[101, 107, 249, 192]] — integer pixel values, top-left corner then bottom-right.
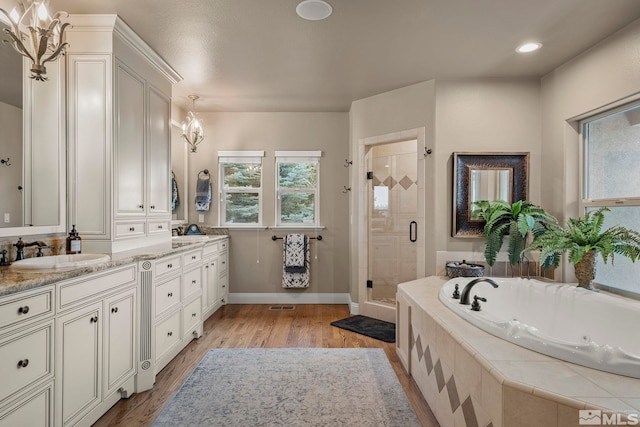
[[10, 253, 111, 272], [171, 235, 210, 242]]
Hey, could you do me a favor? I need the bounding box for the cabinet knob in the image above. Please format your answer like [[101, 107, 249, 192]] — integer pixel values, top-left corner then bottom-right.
[[17, 359, 29, 368], [17, 306, 30, 315], [205, 265, 209, 269], [167, 263, 173, 268], [192, 313, 197, 317], [191, 255, 196, 260], [167, 331, 173, 337], [90, 316, 98, 323], [168, 292, 173, 297], [222, 285, 226, 288], [137, 204, 144, 209], [192, 279, 196, 284], [151, 205, 156, 209], [222, 261, 226, 265], [129, 227, 135, 232], [157, 225, 163, 229], [111, 307, 119, 313]]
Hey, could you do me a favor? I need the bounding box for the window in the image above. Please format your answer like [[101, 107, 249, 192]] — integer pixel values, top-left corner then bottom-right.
[[218, 151, 264, 226], [275, 151, 321, 226], [581, 102, 640, 295]]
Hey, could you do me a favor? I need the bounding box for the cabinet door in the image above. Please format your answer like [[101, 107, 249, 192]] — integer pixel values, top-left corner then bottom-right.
[[56, 302, 102, 426], [104, 288, 136, 397], [147, 86, 171, 216], [218, 275, 228, 304], [205, 257, 218, 312], [115, 62, 146, 217]]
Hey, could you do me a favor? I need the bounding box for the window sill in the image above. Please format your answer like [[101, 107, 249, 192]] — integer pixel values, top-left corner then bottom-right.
[[269, 225, 325, 231], [215, 225, 268, 231]]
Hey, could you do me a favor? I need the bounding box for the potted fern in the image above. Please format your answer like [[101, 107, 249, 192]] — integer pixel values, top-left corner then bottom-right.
[[471, 200, 558, 267], [527, 207, 640, 290]]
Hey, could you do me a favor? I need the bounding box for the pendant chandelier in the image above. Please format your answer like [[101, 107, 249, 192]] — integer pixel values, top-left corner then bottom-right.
[[0, 0, 70, 81], [182, 95, 205, 153]]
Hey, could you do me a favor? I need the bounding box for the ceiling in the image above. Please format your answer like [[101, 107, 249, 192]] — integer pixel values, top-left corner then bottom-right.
[[43, 0, 640, 112]]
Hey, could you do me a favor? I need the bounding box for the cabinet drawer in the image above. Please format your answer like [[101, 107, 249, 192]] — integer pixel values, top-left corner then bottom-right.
[[182, 249, 202, 269], [202, 242, 219, 257], [0, 288, 53, 331], [182, 297, 202, 337], [218, 252, 228, 276], [155, 277, 181, 319], [155, 311, 180, 362], [218, 275, 228, 300], [148, 220, 171, 235], [58, 265, 136, 311], [0, 322, 53, 404], [115, 221, 146, 239], [0, 381, 53, 427], [154, 255, 181, 279], [182, 267, 202, 300], [219, 239, 228, 251]]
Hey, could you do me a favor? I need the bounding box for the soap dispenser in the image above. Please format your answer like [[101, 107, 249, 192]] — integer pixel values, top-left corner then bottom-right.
[[66, 224, 82, 254]]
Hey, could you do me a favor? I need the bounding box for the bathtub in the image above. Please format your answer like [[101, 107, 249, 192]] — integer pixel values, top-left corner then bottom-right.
[[438, 277, 640, 379]]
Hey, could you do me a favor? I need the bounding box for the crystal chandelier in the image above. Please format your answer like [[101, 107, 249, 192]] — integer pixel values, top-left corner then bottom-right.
[[182, 95, 205, 153], [0, 0, 70, 81]]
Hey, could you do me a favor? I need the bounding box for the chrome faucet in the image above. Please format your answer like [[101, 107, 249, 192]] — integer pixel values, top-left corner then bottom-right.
[[459, 277, 499, 305]]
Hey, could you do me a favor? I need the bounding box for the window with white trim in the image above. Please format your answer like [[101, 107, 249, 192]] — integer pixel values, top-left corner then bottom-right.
[[218, 151, 264, 226], [581, 101, 640, 296], [275, 151, 321, 227]]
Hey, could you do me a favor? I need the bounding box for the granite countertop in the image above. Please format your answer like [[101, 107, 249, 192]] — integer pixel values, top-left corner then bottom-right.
[[0, 235, 228, 298]]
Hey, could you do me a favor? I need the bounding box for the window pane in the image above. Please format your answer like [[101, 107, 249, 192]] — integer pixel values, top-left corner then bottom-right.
[[223, 163, 261, 188], [225, 193, 259, 223], [585, 105, 640, 199], [279, 162, 317, 188], [280, 193, 315, 224], [590, 206, 640, 294]]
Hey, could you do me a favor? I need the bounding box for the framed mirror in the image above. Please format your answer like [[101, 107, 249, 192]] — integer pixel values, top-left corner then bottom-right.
[[452, 152, 529, 237], [0, 17, 66, 238]]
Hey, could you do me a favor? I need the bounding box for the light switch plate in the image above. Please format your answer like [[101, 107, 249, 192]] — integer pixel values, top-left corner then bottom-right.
[[198, 214, 204, 223], [3, 213, 9, 223]]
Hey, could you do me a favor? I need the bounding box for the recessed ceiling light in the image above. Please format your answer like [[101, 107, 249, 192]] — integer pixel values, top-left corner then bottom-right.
[[296, 0, 333, 21], [516, 42, 543, 53]]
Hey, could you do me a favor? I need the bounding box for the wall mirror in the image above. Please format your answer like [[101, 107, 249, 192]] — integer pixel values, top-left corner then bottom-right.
[[0, 17, 66, 238], [452, 152, 529, 237], [171, 121, 189, 225]]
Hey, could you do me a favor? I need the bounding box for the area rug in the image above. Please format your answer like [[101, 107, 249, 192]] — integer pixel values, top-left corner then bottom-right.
[[330, 315, 396, 343], [152, 348, 419, 426]]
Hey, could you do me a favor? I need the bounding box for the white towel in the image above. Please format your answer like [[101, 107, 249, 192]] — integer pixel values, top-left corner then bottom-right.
[[282, 234, 310, 288]]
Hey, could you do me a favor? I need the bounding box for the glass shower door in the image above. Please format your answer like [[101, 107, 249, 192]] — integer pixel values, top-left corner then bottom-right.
[[367, 139, 418, 305]]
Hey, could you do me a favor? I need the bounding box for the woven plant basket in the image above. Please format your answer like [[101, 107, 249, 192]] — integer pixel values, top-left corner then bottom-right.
[[574, 250, 597, 290], [446, 260, 484, 279]]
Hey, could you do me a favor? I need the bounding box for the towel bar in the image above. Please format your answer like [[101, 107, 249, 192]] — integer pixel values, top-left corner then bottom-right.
[[272, 235, 322, 241]]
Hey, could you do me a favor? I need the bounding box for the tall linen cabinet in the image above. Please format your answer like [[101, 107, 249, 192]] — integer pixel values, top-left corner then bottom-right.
[[66, 15, 182, 253]]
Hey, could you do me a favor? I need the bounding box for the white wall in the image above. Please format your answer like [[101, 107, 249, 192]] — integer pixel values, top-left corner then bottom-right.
[[541, 18, 640, 281], [184, 112, 349, 296], [0, 101, 22, 227]]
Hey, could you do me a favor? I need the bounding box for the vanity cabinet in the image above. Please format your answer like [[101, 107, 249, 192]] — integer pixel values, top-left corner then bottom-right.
[[202, 238, 229, 320], [65, 15, 181, 254], [54, 264, 137, 427], [0, 286, 55, 427]]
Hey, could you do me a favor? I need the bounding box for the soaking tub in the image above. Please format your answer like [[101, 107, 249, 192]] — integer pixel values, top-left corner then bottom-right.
[[438, 277, 640, 379]]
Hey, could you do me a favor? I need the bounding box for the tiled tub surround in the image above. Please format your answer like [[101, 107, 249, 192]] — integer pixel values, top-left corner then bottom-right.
[[397, 277, 640, 427]]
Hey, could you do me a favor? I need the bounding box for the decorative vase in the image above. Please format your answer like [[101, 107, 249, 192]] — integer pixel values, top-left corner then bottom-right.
[[574, 250, 597, 290]]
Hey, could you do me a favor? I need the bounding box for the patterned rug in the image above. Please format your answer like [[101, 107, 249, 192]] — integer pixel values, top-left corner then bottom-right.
[[331, 315, 396, 343], [152, 348, 419, 426]]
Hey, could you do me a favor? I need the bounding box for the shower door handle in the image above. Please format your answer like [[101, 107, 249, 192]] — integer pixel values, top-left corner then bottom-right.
[[409, 221, 417, 242]]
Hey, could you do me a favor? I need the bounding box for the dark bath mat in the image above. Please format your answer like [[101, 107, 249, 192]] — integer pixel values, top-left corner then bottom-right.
[[331, 315, 396, 343]]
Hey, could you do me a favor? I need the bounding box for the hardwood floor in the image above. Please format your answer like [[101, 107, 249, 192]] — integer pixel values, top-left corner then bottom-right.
[[94, 304, 439, 426]]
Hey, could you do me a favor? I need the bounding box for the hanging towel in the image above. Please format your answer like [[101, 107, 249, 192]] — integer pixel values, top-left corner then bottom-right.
[[195, 176, 211, 212], [283, 234, 310, 288], [171, 173, 180, 211]]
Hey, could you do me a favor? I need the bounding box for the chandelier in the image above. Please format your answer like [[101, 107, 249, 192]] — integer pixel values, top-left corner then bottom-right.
[[0, 0, 70, 81], [182, 95, 205, 153]]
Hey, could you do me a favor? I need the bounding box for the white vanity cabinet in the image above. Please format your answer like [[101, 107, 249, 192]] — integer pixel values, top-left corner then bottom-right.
[[0, 286, 55, 427], [65, 15, 181, 254], [54, 264, 137, 427], [202, 237, 229, 320]]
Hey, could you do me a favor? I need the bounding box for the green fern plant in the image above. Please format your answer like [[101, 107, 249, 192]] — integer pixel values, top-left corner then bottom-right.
[[472, 200, 559, 267], [527, 207, 640, 270]]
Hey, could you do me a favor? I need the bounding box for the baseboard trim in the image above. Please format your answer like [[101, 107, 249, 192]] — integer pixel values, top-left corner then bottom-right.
[[228, 293, 350, 305], [348, 294, 359, 315]]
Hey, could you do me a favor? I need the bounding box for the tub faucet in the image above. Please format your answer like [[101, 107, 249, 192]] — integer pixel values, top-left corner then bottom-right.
[[460, 278, 499, 305]]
